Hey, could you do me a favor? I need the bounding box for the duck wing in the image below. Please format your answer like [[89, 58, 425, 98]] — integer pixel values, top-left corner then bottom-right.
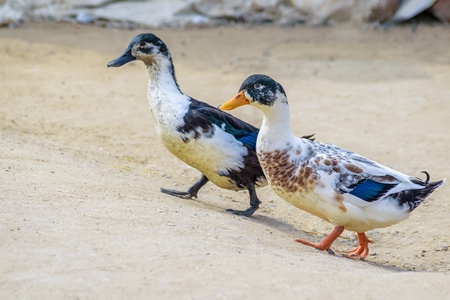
[[177, 99, 259, 149], [335, 160, 443, 212], [310, 142, 431, 207]]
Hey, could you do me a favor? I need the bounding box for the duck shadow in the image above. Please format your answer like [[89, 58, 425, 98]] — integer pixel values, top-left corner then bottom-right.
[[245, 214, 303, 236], [243, 214, 412, 273]]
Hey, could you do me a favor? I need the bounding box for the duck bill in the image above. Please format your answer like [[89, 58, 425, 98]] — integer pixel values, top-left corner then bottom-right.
[[107, 48, 136, 67], [219, 91, 249, 111]]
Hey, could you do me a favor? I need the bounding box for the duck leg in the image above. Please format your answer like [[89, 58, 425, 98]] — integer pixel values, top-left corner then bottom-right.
[[343, 232, 372, 260], [295, 226, 345, 252], [160, 175, 209, 199], [226, 181, 261, 217]]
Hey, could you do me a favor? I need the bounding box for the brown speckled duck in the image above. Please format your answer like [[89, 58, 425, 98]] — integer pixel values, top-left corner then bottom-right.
[[220, 74, 445, 259]]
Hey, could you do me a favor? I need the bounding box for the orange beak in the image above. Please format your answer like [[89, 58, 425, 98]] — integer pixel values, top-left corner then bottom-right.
[[219, 91, 249, 111]]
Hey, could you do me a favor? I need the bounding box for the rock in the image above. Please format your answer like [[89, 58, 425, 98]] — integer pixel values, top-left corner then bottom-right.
[[435, 245, 448, 251], [76, 10, 95, 24]]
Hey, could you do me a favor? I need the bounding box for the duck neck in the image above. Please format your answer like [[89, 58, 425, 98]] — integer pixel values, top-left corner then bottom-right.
[[146, 55, 182, 96], [258, 101, 296, 151]]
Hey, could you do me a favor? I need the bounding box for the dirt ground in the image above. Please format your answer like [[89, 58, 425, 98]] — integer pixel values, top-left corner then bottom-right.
[[1, 22, 449, 299]]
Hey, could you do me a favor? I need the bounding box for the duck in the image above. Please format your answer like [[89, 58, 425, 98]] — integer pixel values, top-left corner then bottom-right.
[[107, 34, 314, 216], [219, 74, 445, 259]]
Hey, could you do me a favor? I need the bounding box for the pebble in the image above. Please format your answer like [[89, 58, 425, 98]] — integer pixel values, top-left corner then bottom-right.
[[435, 245, 448, 252]]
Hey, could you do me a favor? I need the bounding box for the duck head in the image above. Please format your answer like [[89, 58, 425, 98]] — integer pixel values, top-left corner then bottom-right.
[[219, 74, 288, 111], [107, 33, 171, 68]]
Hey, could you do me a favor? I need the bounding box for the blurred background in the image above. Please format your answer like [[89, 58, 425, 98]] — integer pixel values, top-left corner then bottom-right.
[[1, 0, 450, 29]]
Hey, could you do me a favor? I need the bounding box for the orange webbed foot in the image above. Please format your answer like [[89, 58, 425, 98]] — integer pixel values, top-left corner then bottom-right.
[[295, 226, 345, 252], [343, 232, 372, 260]]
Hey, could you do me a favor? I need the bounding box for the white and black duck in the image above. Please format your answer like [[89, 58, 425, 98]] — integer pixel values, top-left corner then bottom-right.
[[220, 74, 445, 258]]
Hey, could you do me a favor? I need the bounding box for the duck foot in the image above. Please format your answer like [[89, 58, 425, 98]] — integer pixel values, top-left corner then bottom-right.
[[295, 226, 345, 252], [226, 206, 258, 217], [227, 182, 261, 217], [342, 232, 372, 260], [160, 175, 209, 200], [226, 181, 260, 216], [160, 188, 194, 199]]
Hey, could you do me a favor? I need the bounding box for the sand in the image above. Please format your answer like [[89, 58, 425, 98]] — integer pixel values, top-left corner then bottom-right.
[[1, 23, 449, 299]]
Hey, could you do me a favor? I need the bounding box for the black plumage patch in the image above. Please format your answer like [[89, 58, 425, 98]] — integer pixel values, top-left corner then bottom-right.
[[177, 105, 215, 142], [177, 98, 260, 147], [394, 179, 444, 212], [226, 145, 266, 188]]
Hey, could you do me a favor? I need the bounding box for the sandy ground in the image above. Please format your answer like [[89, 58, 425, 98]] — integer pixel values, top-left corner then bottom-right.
[[1, 23, 449, 299]]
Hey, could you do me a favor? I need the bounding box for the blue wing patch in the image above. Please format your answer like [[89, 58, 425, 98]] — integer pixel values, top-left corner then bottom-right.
[[349, 179, 398, 202], [237, 132, 258, 150]]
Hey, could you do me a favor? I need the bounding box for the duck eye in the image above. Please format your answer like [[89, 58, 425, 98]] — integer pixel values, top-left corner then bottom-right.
[[254, 83, 262, 89], [139, 41, 146, 47]]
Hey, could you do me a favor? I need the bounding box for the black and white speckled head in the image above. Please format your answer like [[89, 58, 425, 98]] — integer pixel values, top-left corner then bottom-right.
[[220, 74, 287, 111], [239, 74, 286, 107], [107, 33, 179, 90], [107, 33, 171, 67]]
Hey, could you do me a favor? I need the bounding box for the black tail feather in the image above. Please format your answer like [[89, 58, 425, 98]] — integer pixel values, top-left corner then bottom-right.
[[396, 178, 445, 212], [420, 171, 430, 184], [301, 133, 315, 141]]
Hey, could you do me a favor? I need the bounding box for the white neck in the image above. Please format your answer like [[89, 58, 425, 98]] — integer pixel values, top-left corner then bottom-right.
[[146, 57, 181, 95], [256, 100, 297, 151], [145, 56, 190, 133]]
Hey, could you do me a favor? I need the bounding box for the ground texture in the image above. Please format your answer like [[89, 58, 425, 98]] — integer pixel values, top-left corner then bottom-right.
[[1, 23, 449, 299]]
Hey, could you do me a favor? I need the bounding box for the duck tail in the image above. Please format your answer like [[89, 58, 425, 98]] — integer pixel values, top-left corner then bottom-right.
[[398, 175, 445, 212]]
